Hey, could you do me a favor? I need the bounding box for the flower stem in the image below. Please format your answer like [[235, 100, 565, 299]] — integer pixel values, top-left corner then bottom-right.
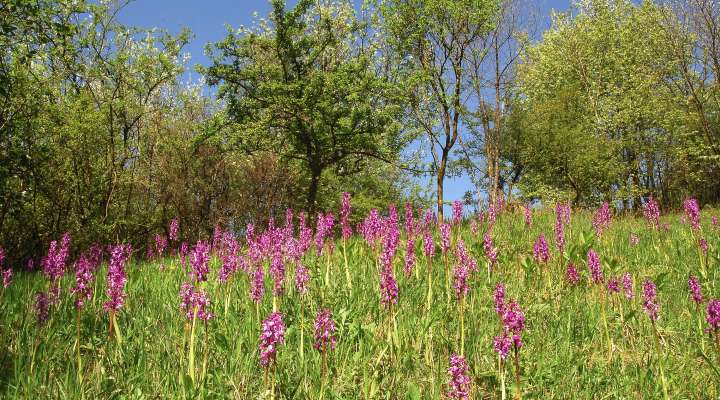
[[513, 346, 521, 400], [188, 310, 197, 385], [444, 252, 450, 306], [300, 299, 305, 363], [343, 239, 352, 293], [76, 309, 82, 384], [499, 356, 506, 400], [425, 256, 433, 313], [224, 284, 231, 318], [255, 302, 260, 325], [325, 248, 331, 289], [652, 323, 670, 400], [320, 350, 327, 399], [459, 297, 465, 356], [271, 362, 277, 400], [180, 322, 188, 383], [600, 288, 612, 362], [202, 320, 209, 383], [109, 311, 122, 345]]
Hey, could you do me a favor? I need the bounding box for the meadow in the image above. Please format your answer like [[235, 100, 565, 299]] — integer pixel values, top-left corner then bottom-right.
[[0, 198, 719, 399]]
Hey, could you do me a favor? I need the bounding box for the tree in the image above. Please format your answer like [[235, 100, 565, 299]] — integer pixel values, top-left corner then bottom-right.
[[463, 0, 532, 206], [660, 0, 720, 204], [204, 0, 404, 212], [0, 0, 199, 259], [0, 0, 85, 256], [513, 0, 688, 206], [376, 0, 500, 221]]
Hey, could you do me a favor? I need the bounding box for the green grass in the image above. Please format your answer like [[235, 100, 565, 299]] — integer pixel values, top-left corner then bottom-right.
[[1, 208, 719, 399]]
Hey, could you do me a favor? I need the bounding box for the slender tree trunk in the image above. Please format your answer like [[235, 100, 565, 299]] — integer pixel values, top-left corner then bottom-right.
[[633, 170, 642, 212], [492, 146, 501, 205], [308, 166, 322, 214], [647, 153, 655, 196], [437, 154, 447, 222]]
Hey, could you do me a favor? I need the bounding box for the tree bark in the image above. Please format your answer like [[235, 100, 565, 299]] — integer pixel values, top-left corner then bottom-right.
[[437, 155, 446, 222], [307, 166, 322, 214]]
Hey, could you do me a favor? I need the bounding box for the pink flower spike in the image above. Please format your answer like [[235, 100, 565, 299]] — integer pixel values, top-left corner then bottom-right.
[[446, 354, 471, 400]]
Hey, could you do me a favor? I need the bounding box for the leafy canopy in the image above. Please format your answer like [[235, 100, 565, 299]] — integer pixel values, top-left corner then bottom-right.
[[205, 0, 406, 209]]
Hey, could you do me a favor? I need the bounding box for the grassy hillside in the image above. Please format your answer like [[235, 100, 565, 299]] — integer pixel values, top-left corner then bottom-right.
[[0, 205, 718, 399]]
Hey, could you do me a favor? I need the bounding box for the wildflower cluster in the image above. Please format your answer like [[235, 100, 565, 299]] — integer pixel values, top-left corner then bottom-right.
[[250, 265, 265, 304], [259, 312, 286, 368], [313, 309, 337, 353], [43, 232, 71, 300], [643, 197, 660, 230], [179, 282, 213, 322], [587, 249, 603, 284], [622, 272, 634, 300], [446, 354, 471, 400], [404, 203, 416, 238], [452, 240, 472, 299], [683, 198, 701, 232], [523, 204, 532, 227], [190, 241, 211, 282], [423, 228, 435, 259], [103, 244, 131, 313], [403, 237, 416, 277], [607, 278, 620, 295], [71, 254, 95, 309], [494, 300, 526, 360], [379, 206, 400, 309], [315, 213, 335, 255], [556, 202, 571, 226], [440, 223, 451, 254], [483, 233, 498, 267], [707, 300, 720, 333], [179, 240, 215, 323], [492, 282, 525, 361], [566, 262, 580, 285], [294, 264, 310, 296], [359, 209, 383, 250], [533, 234, 550, 264], [688, 276, 703, 305], [218, 233, 241, 283], [592, 202, 612, 236], [452, 200, 463, 226], [642, 279, 660, 323]]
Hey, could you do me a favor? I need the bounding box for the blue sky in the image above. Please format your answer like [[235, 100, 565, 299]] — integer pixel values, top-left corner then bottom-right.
[[118, 0, 573, 205]]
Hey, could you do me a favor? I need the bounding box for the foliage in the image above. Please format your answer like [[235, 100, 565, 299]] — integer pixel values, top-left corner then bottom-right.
[[0, 1, 415, 263], [508, 0, 719, 207], [205, 0, 407, 211], [375, 0, 501, 219]]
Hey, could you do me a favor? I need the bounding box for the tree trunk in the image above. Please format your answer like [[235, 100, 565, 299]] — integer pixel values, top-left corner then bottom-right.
[[490, 27, 503, 209], [632, 170, 642, 212], [647, 153, 655, 196], [486, 139, 495, 208], [307, 167, 322, 214], [492, 146, 501, 206], [437, 154, 447, 223]]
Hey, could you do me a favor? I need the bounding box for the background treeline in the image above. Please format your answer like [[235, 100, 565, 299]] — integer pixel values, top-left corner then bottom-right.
[[1, 0, 719, 263], [0, 0, 411, 262]]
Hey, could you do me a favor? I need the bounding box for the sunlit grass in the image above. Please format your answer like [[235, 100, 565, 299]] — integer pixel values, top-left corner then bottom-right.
[[0, 207, 718, 399]]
